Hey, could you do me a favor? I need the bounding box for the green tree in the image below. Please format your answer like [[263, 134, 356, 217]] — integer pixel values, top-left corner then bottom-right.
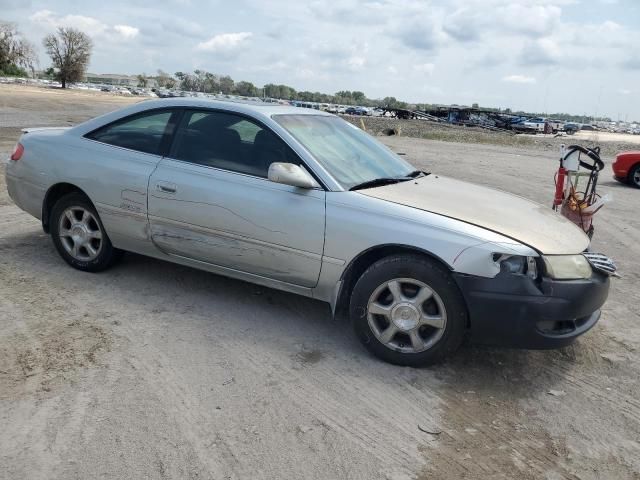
[[278, 84, 296, 100], [155, 69, 175, 88], [0, 21, 36, 76], [176, 71, 196, 90], [381, 96, 399, 108], [43, 27, 92, 88], [352, 91, 366, 103], [137, 73, 148, 87], [263, 83, 280, 98], [203, 72, 219, 93], [219, 75, 234, 94], [235, 80, 257, 97]]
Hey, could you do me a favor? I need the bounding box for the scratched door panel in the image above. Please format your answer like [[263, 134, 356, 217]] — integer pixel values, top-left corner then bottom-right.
[[148, 159, 326, 288]]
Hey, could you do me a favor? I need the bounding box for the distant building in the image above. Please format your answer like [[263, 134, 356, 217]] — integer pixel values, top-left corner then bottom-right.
[[84, 73, 138, 86]]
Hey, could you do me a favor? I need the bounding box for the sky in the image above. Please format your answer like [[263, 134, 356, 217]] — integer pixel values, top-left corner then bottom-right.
[[1, 0, 639, 120]]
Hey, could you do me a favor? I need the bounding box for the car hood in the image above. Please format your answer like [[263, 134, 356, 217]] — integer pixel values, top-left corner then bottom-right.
[[359, 174, 590, 255]]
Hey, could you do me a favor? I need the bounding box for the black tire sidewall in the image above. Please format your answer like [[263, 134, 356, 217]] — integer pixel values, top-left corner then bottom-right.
[[350, 255, 467, 367], [629, 164, 640, 189], [50, 193, 119, 272]]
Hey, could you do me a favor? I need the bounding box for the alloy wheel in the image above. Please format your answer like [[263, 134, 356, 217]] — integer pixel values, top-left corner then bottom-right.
[[58, 206, 103, 261], [366, 277, 447, 354]]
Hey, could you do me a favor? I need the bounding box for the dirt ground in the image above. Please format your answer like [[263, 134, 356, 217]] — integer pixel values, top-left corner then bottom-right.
[[573, 130, 640, 146], [1, 85, 639, 480]]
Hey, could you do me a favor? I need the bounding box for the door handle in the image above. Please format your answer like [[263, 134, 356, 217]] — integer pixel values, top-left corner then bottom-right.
[[156, 182, 177, 194]]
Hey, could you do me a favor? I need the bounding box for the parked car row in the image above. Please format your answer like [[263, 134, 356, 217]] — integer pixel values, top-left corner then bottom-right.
[[512, 117, 582, 134]]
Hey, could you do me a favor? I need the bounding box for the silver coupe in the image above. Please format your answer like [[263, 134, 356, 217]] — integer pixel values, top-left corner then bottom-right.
[[6, 98, 616, 365]]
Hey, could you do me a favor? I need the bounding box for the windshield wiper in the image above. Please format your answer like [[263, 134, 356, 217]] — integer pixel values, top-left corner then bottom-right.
[[349, 171, 429, 191], [405, 170, 428, 178], [349, 177, 402, 191]]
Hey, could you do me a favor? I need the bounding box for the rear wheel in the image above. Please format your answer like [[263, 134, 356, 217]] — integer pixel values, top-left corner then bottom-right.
[[350, 254, 467, 366], [629, 164, 640, 189], [50, 193, 122, 272]]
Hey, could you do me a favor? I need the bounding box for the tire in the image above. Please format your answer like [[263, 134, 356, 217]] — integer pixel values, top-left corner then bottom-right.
[[50, 193, 122, 272], [628, 164, 640, 189], [350, 254, 467, 367]]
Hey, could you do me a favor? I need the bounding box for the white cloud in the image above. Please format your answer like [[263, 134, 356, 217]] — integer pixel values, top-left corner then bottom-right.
[[502, 74, 536, 84], [393, 18, 446, 51], [196, 32, 253, 52], [347, 56, 366, 70], [31, 9, 108, 34], [113, 25, 139, 39], [443, 3, 561, 41], [497, 4, 561, 37], [519, 37, 561, 65], [414, 63, 435, 75], [30, 10, 139, 42]]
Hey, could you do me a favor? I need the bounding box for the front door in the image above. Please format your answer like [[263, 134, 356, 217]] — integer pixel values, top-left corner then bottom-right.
[[147, 109, 326, 288]]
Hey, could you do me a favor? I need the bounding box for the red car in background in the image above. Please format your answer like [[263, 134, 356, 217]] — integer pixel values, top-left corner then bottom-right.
[[613, 151, 640, 188]]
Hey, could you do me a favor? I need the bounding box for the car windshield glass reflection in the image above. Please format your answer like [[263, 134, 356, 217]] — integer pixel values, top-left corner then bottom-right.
[[273, 114, 413, 190]]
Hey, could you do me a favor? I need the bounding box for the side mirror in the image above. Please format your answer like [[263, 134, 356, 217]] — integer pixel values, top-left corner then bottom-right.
[[268, 163, 319, 189]]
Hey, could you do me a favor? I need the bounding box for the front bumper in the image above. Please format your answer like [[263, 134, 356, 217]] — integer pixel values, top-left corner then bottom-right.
[[453, 271, 610, 349], [612, 164, 628, 180]]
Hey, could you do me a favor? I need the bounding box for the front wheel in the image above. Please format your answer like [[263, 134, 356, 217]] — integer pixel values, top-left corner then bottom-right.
[[350, 254, 467, 366], [50, 193, 122, 272]]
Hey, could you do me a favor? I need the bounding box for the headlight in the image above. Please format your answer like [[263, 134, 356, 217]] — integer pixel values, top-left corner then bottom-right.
[[494, 254, 538, 279], [543, 255, 592, 280]]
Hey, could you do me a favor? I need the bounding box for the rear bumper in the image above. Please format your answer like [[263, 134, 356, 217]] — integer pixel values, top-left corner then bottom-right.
[[453, 271, 610, 349], [5, 168, 45, 220]]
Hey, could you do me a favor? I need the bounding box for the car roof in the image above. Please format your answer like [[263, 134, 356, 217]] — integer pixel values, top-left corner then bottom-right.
[[69, 96, 336, 137], [134, 97, 334, 119]]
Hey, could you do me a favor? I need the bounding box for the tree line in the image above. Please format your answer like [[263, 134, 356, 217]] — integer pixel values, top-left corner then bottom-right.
[[134, 69, 407, 108]]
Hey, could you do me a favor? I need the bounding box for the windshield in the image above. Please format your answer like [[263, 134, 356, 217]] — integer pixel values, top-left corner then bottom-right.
[[273, 114, 414, 190]]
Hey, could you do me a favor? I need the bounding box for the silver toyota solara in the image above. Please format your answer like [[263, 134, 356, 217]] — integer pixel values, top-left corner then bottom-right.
[[5, 98, 616, 366]]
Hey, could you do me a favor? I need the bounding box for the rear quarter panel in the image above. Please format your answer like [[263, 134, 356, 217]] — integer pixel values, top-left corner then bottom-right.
[[7, 129, 162, 250], [5, 130, 68, 219]]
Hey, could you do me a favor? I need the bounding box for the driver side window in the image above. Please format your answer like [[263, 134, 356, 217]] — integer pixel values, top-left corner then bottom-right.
[[171, 110, 299, 178]]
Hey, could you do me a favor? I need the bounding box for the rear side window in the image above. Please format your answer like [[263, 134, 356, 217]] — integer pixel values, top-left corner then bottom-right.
[[170, 109, 299, 178], [86, 110, 174, 155]]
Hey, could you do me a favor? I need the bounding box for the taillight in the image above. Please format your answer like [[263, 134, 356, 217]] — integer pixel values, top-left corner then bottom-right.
[[10, 142, 24, 161]]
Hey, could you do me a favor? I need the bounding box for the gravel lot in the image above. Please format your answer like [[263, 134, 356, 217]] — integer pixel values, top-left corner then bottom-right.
[[1, 85, 639, 480]]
